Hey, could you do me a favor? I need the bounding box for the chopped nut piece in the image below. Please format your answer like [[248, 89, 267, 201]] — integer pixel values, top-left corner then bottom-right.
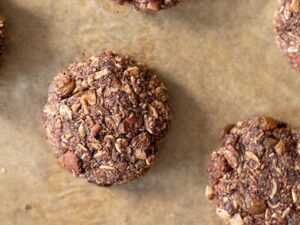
[[216, 208, 231, 221], [230, 214, 244, 225], [78, 123, 85, 137], [245, 151, 259, 163], [120, 113, 142, 132], [93, 151, 108, 160], [148, 104, 158, 119], [87, 74, 94, 85], [126, 66, 140, 75], [205, 185, 215, 200], [81, 102, 89, 115], [224, 149, 238, 168], [43, 104, 57, 116], [71, 102, 81, 112], [135, 149, 147, 160], [115, 138, 127, 154], [82, 90, 97, 105], [95, 68, 109, 79], [77, 144, 88, 152], [59, 105, 72, 120], [220, 124, 235, 138], [56, 74, 75, 97], [282, 207, 291, 218], [263, 138, 278, 150], [63, 151, 82, 173], [291, 0, 300, 12], [274, 139, 286, 155], [91, 123, 101, 137]]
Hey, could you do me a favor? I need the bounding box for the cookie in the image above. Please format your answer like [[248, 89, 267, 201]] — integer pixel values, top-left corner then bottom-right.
[[274, 0, 300, 71], [116, 0, 179, 12], [42, 51, 172, 186], [206, 116, 300, 225], [0, 17, 5, 57]]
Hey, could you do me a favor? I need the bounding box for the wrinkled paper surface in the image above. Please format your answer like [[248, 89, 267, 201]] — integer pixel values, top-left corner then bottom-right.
[[0, 1, 299, 224]]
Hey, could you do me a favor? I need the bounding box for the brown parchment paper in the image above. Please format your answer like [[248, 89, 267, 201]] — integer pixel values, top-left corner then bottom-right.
[[1, 0, 300, 224]]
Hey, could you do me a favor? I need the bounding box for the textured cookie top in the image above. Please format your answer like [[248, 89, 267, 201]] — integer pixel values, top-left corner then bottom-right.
[[42, 51, 171, 186], [0, 17, 5, 57], [116, 0, 179, 12], [207, 116, 300, 225], [274, 0, 300, 70]]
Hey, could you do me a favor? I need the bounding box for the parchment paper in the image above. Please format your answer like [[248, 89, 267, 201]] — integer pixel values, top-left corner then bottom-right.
[[0, 0, 300, 224]]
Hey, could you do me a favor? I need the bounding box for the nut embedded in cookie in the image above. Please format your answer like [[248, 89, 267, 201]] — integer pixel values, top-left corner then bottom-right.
[[207, 116, 300, 225], [42, 51, 172, 186]]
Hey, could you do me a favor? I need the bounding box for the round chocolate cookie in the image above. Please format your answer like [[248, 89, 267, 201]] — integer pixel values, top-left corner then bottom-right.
[[206, 116, 300, 225], [116, 0, 179, 12], [274, 0, 300, 71], [42, 51, 171, 186], [0, 17, 5, 57]]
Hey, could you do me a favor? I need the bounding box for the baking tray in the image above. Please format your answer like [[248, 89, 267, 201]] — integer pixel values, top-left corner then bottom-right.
[[1, 0, 300, 224]]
